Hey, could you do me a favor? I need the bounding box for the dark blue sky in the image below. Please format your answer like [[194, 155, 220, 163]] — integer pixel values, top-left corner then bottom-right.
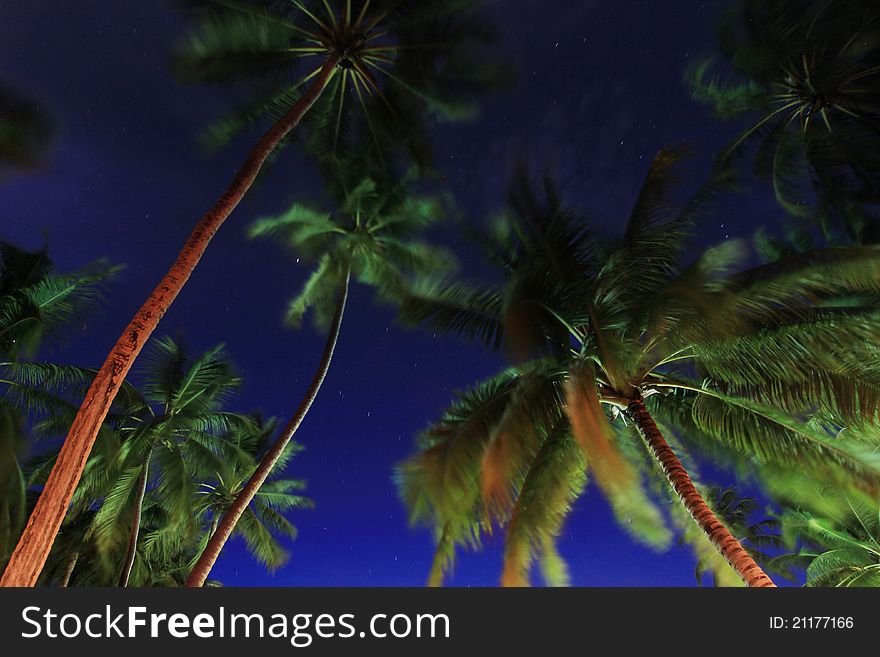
[[0, 0, 779, 586]]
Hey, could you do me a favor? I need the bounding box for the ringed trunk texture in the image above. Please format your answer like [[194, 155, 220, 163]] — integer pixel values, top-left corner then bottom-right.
[[117, 455, 152, 588], [627, 398, 776, 588], [58, 552, 78, 587], [185, 271, 350, 587], [0, 55, 339, 587]]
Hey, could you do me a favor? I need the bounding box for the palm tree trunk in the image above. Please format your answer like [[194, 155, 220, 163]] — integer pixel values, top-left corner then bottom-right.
[[58, 552, 77, 587], [0, 55, 340, 588], [626, 397, 776, 588], [117, 454, 152, 588], [185, 269, 351, 587]]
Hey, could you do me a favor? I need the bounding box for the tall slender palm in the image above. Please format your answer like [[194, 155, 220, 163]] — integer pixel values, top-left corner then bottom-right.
[[1, 0, 503, 586], [397, 154, 880, 586], [186, 168, 452, 585], [690, 0, 880, 217]]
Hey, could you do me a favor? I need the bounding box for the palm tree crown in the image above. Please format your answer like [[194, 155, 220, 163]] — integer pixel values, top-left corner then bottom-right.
[[690, 0, 880, 216], [249, 169, 454, 326], [396, 152, 880, 586], [175, 0, 506, 168]]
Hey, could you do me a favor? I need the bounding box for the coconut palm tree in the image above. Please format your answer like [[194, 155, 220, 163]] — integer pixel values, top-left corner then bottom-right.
[[185, 167, 452, 585], [194, 420, 313, 574], [690, 0, 880, 217], [1, 0, 504, 587], [86, 337, 253, 586], [396, 153, 880, 587]]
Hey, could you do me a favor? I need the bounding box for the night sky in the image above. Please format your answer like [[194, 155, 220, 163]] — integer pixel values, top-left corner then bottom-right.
[[0, 0, 779, 586]]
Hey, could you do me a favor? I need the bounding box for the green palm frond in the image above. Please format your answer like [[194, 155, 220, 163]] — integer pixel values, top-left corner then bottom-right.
[[235, 507, 290, 570], [141, 337, 240, 414], [285, 253, 344, 328], [658, 382, 880, 492], [90, 462, 149, 552], [0, 245, 119, 359], [254, 479, 312, 512], [250, 171, 453, 329], [501, 426, 585, 587], [248, 203, 340, 259], [779, 490, 880, 586], [0, 406, 26, 568], [566, 363, 671, 550], [397, 278, 503, 348], [724, 245, 880, 325], [397, 371, 518, 528]]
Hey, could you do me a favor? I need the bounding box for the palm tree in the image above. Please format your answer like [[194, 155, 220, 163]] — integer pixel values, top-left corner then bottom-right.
[[99, 337, 255, 586], [396, 153, 880, 587], [194, 421, 313, 574], [1, 0, 503, 587], [690, 0, 880, 217], [185, 168, 452, 585]]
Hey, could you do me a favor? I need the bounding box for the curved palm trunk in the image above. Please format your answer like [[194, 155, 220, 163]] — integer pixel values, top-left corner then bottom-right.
[[0, 56, 340, 588], [185, 270, 350, 587], [627, 398, 776, 588], [58, 552, 78, 587], [117, 454, 152, 588]]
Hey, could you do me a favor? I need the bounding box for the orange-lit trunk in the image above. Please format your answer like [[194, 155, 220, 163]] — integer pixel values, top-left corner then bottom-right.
[[627, 398, 776, 588], [0, 55, 339, 587], [185, 270, 350, 587]]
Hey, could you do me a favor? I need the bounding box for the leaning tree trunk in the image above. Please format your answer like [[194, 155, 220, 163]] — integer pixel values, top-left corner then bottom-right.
[[117, 452, 152, 588], [185, 270, 350, 587], [0, 55, 340, 588], [627, 398, 776, 588], [58, 552, 78, 587]]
